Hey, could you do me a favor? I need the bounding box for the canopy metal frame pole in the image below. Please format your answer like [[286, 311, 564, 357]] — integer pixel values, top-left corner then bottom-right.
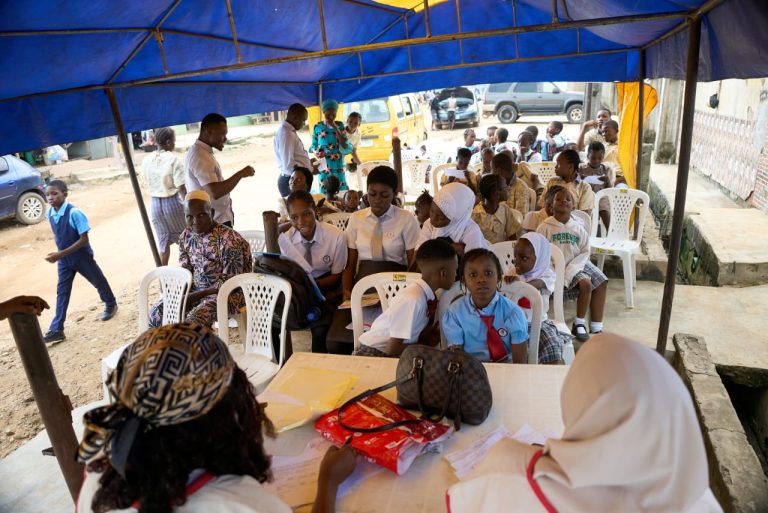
[[224, 0, 242, 64], [105, 88, 162, 267], [423, 0, 432, 37], [636, 48, 645, 191], [317, 0, 329, 51], [656, 17, 701, 355]]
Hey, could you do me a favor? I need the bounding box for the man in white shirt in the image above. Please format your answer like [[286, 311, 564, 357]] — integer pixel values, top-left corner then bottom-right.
[[185, 113, 254, 227], [274, 103, 315, 197]]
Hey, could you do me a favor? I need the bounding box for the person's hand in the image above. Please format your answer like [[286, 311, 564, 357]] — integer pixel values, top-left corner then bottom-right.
[[239, 166, 255, 179], [503, 272, 520, 284], [0, 296, 50, 319], [583, 119, 598, 130], [318, 445, 357, 488], [452, 242, 466, 257], [45, 252, 60, 263], [599, 175, 611, 184], [343, 289, 352, 302]]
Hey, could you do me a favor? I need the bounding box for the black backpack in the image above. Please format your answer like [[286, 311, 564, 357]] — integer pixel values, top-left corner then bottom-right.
[[253, 253, 325, 329]]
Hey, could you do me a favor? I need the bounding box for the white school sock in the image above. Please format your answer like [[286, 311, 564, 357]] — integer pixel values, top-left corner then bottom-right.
[[574, 317, 586, 326], [590, 321, 604, 333]]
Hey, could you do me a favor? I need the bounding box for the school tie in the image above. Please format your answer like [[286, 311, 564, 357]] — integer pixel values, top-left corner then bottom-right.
[[302, 240, 314, 266], [478, 313, 508, 362], [370, 217, 384, 260], [426, 298, 438, 325]]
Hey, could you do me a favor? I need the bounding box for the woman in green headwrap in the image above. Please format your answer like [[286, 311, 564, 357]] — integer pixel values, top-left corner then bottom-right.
[[309, 99, 352, 192]]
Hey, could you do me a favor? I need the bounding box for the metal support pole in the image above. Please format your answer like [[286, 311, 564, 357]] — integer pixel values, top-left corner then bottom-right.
[[106, 89, 162, 267], [318, 0, 329, 50], [636, 49, 646, 189], [392, 138, 403, 195], [8, 313, 84, 500], [656, 17, 701, 355], [224, 0, 242, 64], [584, 83, 594, 123], [423, 0, 431, 37], [318, 82, 324, 108], [262, 211, 280, 254]]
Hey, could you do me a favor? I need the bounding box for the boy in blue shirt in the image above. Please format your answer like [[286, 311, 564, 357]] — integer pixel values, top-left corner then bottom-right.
[[43, 180, 117, 344]]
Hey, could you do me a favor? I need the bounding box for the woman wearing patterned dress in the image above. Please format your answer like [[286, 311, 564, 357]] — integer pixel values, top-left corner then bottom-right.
[[310, 99, 352, 193]]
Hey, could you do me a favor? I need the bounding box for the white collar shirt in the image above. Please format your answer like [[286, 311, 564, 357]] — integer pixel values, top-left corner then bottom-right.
[[358, 278, 435, 352], [274, 121, 312, 177], [143, 149, 185, 198], [344, 205, 420, 266], [184, 140, 233, 224], [278, 221, 347, 278]]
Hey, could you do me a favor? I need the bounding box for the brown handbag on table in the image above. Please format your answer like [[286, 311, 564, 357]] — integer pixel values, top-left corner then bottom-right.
[[338, 344, 493, 432]]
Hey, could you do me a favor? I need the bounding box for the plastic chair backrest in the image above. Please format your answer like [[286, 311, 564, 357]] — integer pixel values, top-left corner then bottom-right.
[[431, 163, 454, 196], [499, 280, 542, 365], [437, 281, 463, 349], [351, 272, 421, 349], [137, 266, 192, 333], [216, 273, 292, 367], [529, 161, 557, 185], [571, 209, 591, 234], [238, 229, 267, 256], [401, 159, 432, 196], [469, 162, 483, 174], [358, 160, 390, 180], [549, 244, 566, 325], [591, 188, 650, 241], [321, 212, 352, 230], [489, 240, 517, 275]]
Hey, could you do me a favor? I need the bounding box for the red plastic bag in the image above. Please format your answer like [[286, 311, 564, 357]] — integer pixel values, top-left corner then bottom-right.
[[315, 393, 452, 475]]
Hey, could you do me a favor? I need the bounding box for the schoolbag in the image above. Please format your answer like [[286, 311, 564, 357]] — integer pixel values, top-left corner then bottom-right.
[[253, 253, 325, 330]]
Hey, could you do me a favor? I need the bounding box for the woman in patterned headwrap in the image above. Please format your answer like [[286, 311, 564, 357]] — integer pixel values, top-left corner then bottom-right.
[[309, 99, 352, 193], [76, 323, 355, 513]]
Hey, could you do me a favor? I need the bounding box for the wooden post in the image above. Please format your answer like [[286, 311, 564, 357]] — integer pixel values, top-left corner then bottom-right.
[[263, 211, 280, 254], [656, 18, 701, 355], [392, 137, 403, 195], [8, 313, 84, 501]]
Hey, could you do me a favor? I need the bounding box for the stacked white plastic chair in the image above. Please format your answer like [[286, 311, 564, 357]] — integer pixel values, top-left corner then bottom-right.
[[489, 240, 516, 274], [350, 272, 421, 350], [589, 188, 650, 308], [101, 266, 192, 399], [528, 161, 557, 186], [548, 244, 575, 364], [321, 212, 352, 230], [431, 163, 455, 196], [238, 229, 267, 257], [217, 273, 292, 393], [499, 281, 543, 365]]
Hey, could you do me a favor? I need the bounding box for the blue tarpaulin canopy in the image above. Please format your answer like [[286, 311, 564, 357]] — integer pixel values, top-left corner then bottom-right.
[[0, 0, 766, 154]]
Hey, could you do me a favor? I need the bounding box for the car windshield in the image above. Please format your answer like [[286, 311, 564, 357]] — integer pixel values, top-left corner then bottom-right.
[[346, 98, 390, 123]]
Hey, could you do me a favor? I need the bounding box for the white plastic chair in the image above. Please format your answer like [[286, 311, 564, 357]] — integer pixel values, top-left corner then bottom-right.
[[548, 244, 575, 364], [489, 240, 516, 275], [469, 162, 484, 174], [239, 229, 267, 256], [321, 212, 352, 230], [351, 272, 421, 349], [101, 266, 192, 399], [437, 281, 463, 349], [358, 160, 390, 180], [528, 161, 557, 185], [499, 280, 543, 365], [431, 163, 455, 196], [217, 273, 292, 392], [401, 159, 432, 196], [571, 209, 591, 234], [590, 188, 650, 308]]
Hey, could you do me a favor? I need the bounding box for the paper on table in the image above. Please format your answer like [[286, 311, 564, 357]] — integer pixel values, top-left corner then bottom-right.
[[344, 305, 383, 331], [264, 437, 384, 508], [444, 424, 557, 480], [260, 367, 358, 432], [338, 292, 380, 309]]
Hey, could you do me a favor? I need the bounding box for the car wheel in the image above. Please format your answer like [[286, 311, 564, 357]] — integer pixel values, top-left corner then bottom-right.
[[497, 105, 518, 124], [16, 192, 46, 225], [471, 119, 479, 128], [566, 104, 584, 124]]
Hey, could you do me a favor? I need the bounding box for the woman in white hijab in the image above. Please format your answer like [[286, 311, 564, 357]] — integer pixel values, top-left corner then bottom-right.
[[416, 182, 487, 256], [447, 334, 723, 513]]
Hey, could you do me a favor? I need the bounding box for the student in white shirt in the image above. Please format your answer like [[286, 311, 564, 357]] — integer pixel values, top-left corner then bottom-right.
[[417, 182, 487, 258], [273, 103, 316, 197], [354, 239, 458, 357], [326, 166, 420, 354], [279, 191, 347, 352], [185, 113, 254, 227]]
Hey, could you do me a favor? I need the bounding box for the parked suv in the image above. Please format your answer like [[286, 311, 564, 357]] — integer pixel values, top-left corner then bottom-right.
[[482, 82, 584, 124], [0, 155, 48, 225]]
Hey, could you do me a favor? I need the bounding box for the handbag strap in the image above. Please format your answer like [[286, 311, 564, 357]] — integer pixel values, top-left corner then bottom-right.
[[337, 371, 422, 434]]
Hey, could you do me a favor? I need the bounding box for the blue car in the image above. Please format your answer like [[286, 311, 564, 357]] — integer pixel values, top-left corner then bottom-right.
[[0, 155, 48, 225]]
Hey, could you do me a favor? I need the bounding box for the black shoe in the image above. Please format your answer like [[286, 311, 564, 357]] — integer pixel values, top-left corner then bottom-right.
[[571, 322, 590, 342], [43, 330, 66, 345], [100, 304, 118, 321]]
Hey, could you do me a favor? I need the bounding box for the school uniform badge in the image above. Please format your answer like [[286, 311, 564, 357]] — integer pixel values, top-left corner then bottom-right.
[[498, 328, 508, 337], [323, 255, 331, 263]]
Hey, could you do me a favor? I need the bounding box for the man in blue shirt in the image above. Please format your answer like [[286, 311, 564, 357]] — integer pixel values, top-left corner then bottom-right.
[[43, 180, 117, 344]]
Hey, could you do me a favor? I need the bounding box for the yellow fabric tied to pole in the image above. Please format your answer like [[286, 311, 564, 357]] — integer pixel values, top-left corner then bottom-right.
[[616, 83, 658, 189]]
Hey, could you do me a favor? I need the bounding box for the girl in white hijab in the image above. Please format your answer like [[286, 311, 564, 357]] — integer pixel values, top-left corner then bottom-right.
[[506, 232, 567, 364], [416, 182, 487, 256], [447, 334, 723, 513]]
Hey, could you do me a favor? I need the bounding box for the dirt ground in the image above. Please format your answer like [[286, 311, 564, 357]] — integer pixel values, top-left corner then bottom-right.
[[0, 115, 578, 458]]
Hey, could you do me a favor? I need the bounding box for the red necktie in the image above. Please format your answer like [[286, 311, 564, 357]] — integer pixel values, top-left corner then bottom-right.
[[426, 298, 438, 325], [478, 313, 507, 362]]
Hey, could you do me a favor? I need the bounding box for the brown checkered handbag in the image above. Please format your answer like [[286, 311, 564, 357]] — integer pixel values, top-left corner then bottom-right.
[[337, 345, 492, 433]]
